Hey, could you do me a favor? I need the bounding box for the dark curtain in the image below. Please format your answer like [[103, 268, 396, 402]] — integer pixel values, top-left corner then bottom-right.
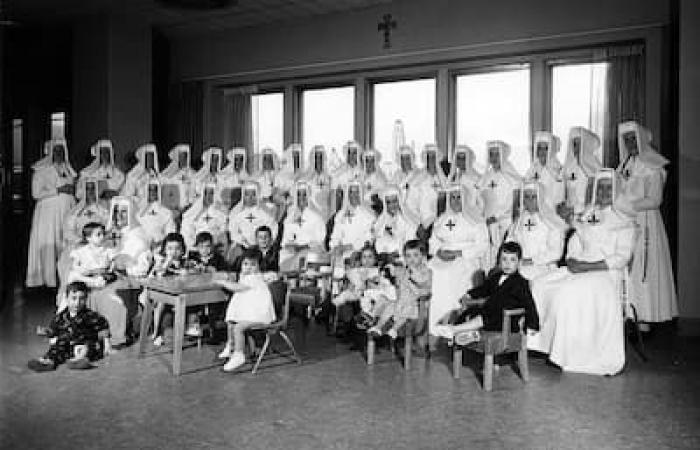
[[603, 45, 645, 168], [168, 81, 204, 167], [223, 91, 253, 172]]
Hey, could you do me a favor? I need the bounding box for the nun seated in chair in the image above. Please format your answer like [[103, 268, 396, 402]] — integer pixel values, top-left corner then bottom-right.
[[529, 169, 636, 376]]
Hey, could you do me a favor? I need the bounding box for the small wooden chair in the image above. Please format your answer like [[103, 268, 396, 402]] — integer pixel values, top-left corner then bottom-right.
[[245, 285, 302, 374], [366, 320, 416, 370], [453, 306, 528, 392]]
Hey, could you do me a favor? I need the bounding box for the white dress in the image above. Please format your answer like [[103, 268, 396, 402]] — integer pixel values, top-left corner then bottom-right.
[[428, 213, 489, 335], [529, 207, 635, 375], [225, 273, 276, 323], [621, 159, 678, 322], [26, 166, 76, 287]]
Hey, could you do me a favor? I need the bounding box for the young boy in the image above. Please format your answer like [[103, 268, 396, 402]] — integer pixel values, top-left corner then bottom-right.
[[187, 231, 227, 272], [432, 241, 539, 345], [29, 281, 113, 372], [215, 248, 276, 372], [368, 239, 432, 340]]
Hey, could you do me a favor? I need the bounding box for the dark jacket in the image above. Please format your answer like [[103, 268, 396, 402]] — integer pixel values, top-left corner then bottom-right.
[[187, 251, 228, 272], [232, 245, 280, 273], [467, 269, 539, 333]]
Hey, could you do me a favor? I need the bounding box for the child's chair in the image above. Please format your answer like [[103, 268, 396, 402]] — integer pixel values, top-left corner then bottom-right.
[[366, 296, 430, 370], [452, 301, 529, 392], [245, 283, 302, 374]]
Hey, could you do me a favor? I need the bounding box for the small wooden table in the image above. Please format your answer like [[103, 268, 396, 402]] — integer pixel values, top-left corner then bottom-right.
[[137, 274, 229, 376]]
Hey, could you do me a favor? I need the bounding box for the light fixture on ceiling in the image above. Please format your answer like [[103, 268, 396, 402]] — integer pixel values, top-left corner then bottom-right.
[[155, 0, 238, 11]]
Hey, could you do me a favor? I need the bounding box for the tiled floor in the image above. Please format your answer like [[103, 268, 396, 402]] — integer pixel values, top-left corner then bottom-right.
[[1, 282, 699, 450]]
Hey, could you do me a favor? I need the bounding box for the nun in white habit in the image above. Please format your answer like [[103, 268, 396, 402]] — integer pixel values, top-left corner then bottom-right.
[[505, 180, 566, 281], [77, 139, 125, 203], [525, 131, 565, 211], [303, 145, 334, 221], [617, 121, 677, 324], [561, 127, 602, 220], [160, 144, 197, 212], [122, 144, 160, 204], [218, 147, 250, 211], [26, 139, 77, 288], [136, 179, 177, 249], [529, 169, 635, 376], [392, 144, 419, 201], [328, 180, 376, 263], [428, 183, 489, 339], [279, 180, 328, 271], [181, 181, 229, 251], [372, 185, 419, 260], [406, 144, 449, 235], [448, 145, 483, 213], [476, 140, 522, 267]]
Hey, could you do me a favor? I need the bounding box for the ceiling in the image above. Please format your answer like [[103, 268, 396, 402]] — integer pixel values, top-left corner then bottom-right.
[[7, 0, 394, 37]]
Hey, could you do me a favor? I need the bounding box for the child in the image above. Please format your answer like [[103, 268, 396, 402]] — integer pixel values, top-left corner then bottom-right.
[[331, 244, 380, 327], [432, 241, 540, 345], [67, 222, 116, 288], [215, 248, 276, 372], [148, 233, 189, 345], [187, 231, 227, 272], [368, 239, 432, 340], [28, 281, 113, 372]]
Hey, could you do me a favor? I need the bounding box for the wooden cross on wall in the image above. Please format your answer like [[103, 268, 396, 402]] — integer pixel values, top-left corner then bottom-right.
[[378, 14, 397, 49]]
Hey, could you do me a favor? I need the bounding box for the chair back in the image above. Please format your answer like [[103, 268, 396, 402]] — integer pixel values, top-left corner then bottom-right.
[[501, 308, 526, 345]]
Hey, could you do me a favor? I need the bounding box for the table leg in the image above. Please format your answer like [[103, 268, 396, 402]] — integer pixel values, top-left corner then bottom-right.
[[172, 296, 187, 376], [138, 289, 153, 357]]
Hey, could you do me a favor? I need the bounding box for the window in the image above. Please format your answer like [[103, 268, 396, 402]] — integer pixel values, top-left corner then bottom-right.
[[302, 86, 355, 155], [551, 62, 608, 162], [455, 67, 531, 174], [251, 92, 284, 156], [372, 78, 436, 164], [50, 112, 66, 142]]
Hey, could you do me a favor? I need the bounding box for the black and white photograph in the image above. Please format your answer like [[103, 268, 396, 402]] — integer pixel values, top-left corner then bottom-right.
[[0, 0, 698, 448]]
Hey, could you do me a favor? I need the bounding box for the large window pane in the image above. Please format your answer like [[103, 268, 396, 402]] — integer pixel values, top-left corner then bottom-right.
[[302, 86, 355, 155], [551, 62, 608, 162], [373, 78, 436, 165], [455, 68, 531, 174], [251, 92, 284, 156]]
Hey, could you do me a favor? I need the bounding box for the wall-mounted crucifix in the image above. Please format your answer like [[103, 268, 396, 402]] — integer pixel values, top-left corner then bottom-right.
[[378, 13, 397, 49]]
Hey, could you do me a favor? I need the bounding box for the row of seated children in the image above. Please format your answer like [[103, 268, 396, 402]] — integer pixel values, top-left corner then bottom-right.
[[332, 240, 540, 357]]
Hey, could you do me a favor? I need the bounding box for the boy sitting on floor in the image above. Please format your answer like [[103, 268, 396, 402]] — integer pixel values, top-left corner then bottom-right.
[[29, 281, 113, 372], [432, 241, 539, 345], [368, 239, 432, 340]]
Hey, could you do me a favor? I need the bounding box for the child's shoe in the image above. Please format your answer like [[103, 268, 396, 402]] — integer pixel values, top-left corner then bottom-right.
[[217, 343, 233, 359], [66, 357, 94, 370], [153, 336, 164, 347], [454, 330, 480, 346], [222, 351, 246, 372], [27, 358, 56, 372], [386, 328, 398, 340]]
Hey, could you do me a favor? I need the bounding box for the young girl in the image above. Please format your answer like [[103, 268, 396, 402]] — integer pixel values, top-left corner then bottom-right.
[[215, 248, 276, 372], [57, 222, 117, 312], [148, 233, 188, 346], [332, 244, 395, 330]]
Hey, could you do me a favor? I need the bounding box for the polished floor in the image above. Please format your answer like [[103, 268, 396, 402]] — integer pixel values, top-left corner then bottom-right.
[[1, 282, 699, 450]]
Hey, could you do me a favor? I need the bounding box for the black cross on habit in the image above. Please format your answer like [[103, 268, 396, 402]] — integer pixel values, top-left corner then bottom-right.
[[317, 178, 327, 189], [294, 215, 305, 227], [245, 213, 256, 223], [345, 209, 355, 223], [533, 171, 540, 181], [377, 14, 397, 49], [488, 180, 498, 189], [445, 219, 456, 231], [587, 213, 600, 225], [569, 172, 577, 181], [523, 218, 536, 231], [203, 213, 213, 223]]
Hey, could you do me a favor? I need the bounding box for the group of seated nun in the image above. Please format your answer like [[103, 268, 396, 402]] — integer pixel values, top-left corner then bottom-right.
[[24, 119, 677, 376]]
